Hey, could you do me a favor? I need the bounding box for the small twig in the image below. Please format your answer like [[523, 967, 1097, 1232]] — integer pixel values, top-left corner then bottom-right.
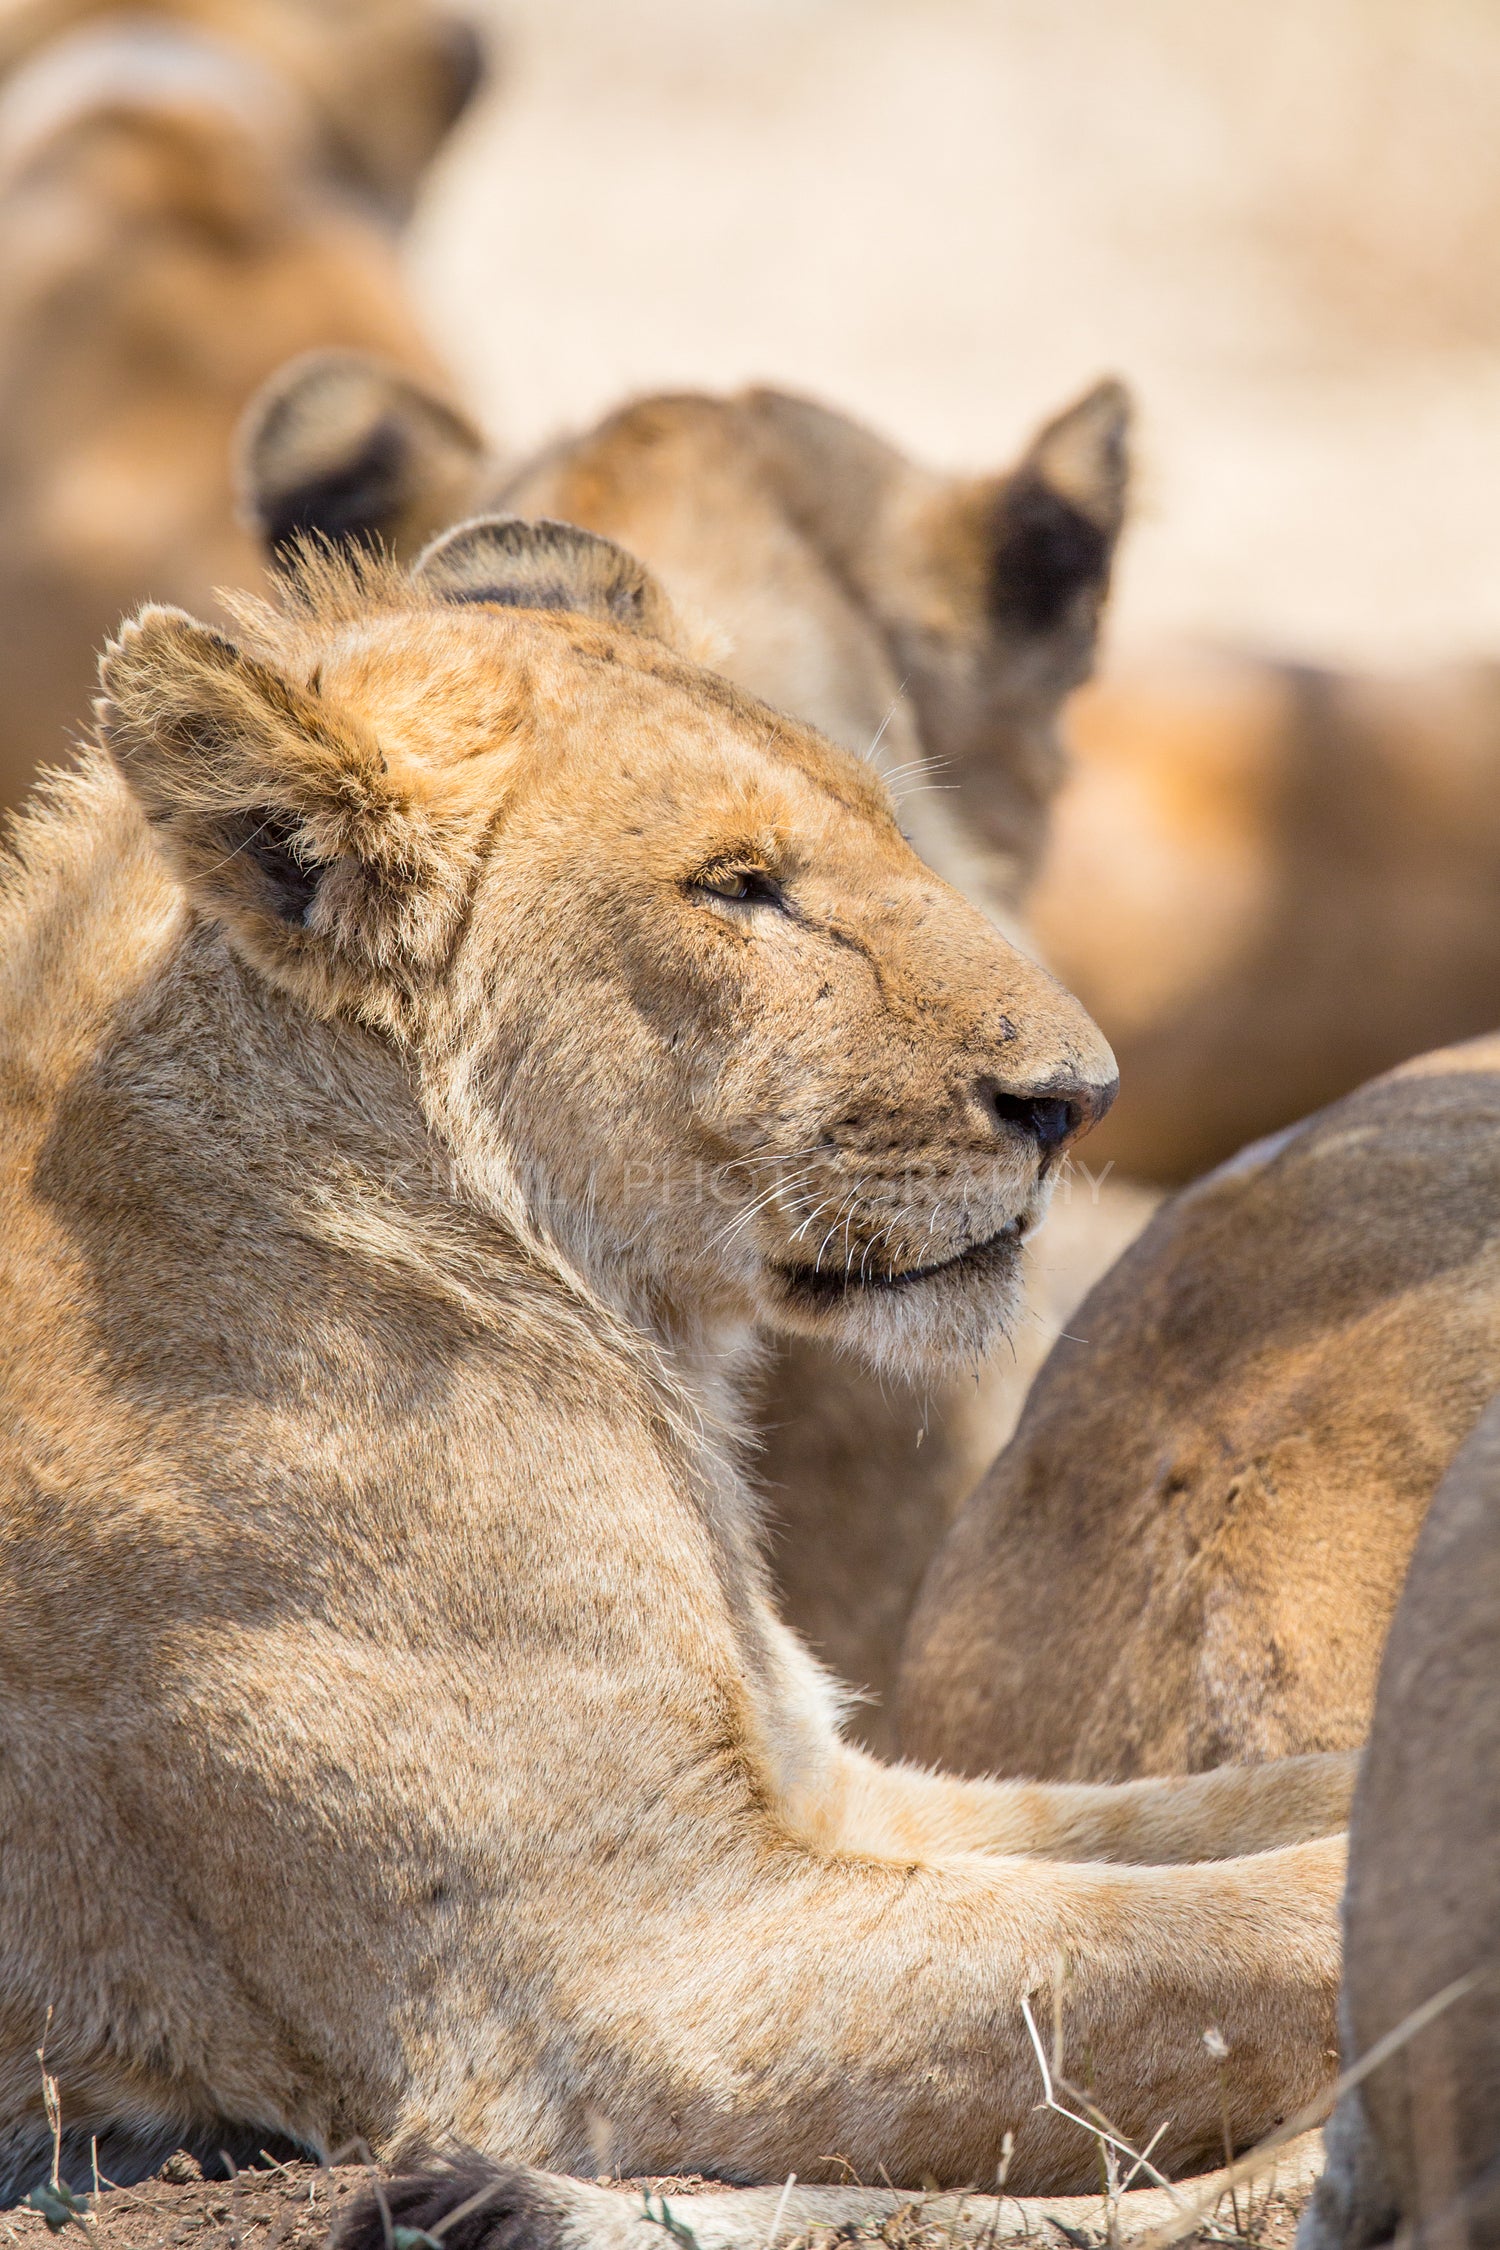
[[251, 2152, 302, 2181], [1135, 1970, 1482, 2250], [1202, 2029, 1241, 2233], [1021, 1997, 1182, 2201], [764, 2173, 797, 2250], [424, 2177, 514, 2243], [1116, 2120, 1169, 2197], [36, 2010, 62, 2198], [219, 2147, 243, 2250], [358, 2145, 395, 2250], [90, 2170, 157, 2214]]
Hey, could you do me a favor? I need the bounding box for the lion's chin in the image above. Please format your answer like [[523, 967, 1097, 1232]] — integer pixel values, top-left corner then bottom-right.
[[761, 1218, 1028, 1378]]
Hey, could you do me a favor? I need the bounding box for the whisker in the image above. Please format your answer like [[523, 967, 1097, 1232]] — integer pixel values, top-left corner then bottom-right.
[[864, 682, 910, 763], [713, 1164, 822, 1249], [813, 1194, 860, 1273]]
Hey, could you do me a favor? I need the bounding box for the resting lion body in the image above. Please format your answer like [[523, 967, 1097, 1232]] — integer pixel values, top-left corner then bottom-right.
[[1033, 649, 1500, 1184], [1300, 1392, 1500, 2250], [241, 356, 1156, 1738], [899, 1035, 1500, 1781], [0, 525, 1348, 2203]]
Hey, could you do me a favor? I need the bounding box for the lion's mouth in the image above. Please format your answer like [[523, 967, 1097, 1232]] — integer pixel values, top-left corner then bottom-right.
[[773, 1216, 1025, 1302]]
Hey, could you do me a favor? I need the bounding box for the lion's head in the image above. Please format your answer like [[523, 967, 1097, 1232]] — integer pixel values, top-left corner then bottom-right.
[[97, 519, 1115, 1374], [236, 360, 1130, 915]]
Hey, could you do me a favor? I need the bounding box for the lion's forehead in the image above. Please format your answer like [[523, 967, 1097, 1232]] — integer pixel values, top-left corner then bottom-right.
[[275, 603, 901, 843]]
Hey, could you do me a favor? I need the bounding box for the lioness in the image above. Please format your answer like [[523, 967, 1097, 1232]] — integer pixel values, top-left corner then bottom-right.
[[1032, 649, 1500, 1184], [899, 1036, 1500, 1780], [0, 522, 1348, 2202], [0, 0, 485, 217], [238, 351, 1154, 1739], [1300, 1393, 1500, 2250], [0, 10, 471, 814]]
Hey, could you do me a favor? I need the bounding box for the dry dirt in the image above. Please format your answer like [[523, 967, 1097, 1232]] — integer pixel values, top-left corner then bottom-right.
[[0, 2156, 1317, 2250]]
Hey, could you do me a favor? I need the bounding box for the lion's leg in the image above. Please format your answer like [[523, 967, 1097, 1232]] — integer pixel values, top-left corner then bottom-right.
[[338, 2136, 1327, 2250], [431, 1833, 1342, 2193], [813, 1743, 1357, 1863]]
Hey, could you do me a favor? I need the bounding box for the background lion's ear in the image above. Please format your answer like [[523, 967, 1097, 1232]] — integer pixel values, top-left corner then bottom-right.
[[97, 605, 466, 1005], [741, 375, 1131, 667], [238, 351, 488, 565], [413, 515, 687, 647], [741, 378, 1132, 889], [987, 377, 1131, 638]]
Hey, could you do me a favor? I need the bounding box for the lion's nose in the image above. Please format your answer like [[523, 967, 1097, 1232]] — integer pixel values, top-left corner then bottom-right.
[[974, 1069, 1118, 1155]]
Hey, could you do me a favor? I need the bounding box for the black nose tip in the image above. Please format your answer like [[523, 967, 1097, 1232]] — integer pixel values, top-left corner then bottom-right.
[[977, 1074, 1117, 1154]]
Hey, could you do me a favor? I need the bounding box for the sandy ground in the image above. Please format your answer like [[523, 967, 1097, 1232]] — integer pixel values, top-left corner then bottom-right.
[[0, 2156, 1317, 2250], [406, 0, 1500, 669]]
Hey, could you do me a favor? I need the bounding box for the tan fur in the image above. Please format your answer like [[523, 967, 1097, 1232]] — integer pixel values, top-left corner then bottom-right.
[[238, 357, 1149, 1741], [0, 0, 485, 215], [0, 527, 1346, 2202], [1033, 649, 1500, 1183], [1300, 1395, 1500, 2250], [899, 1035, 1500, 1780], [0, 11, 468, 817]]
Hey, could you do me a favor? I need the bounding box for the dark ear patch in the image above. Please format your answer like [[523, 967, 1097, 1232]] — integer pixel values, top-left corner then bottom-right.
[[436, 14, 489, 137], [224, 807, 324, 927], [447, 579, 577, 613], [987, 472, 1112, 635], [413, 516, 683, 645], [987, 374, 1131, 637], [239, 352, 486, 565], [257, 414, 411, 563]]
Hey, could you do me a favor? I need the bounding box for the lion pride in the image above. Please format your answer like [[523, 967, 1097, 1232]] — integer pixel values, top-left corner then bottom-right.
[[0, 523, 1349, 2206], [238, 351, 1154, 1741]]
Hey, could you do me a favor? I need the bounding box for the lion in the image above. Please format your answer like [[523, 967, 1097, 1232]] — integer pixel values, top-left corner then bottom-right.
[[0, 7, 475, 815], [1299, 1392, 1500, 2250], [1030, 648, 1500, 1185], [898, 1034, 1500, 1782], [236, 351, 1155, 1744], [0, 520, 1351, 2209], [0, 0, 486, 217]]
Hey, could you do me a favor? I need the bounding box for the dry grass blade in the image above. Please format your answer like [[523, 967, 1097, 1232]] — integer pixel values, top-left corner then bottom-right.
[[1020, 1995, 1179, 2202], [1134, 1971, 1481, 2250]]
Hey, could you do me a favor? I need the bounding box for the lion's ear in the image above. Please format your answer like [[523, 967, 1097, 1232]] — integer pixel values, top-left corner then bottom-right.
[[985, 377, 1130, 639], [413, 515, 686, 647], [97, 606, 465, 1005], [742, 375, 1131, 669], [238, 351, 487, 564]]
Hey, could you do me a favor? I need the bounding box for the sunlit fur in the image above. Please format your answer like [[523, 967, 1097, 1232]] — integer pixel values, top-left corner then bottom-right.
[[1, 530, 1347, 2203], [238, 355, 1149, 1733]]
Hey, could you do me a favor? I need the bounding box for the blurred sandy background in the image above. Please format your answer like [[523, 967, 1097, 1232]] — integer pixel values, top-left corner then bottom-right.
[[406, 0, 1500, 669]]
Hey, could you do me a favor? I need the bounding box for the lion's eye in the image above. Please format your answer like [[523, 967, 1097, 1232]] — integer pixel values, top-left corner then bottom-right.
[[693, 866, 785, 908]]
